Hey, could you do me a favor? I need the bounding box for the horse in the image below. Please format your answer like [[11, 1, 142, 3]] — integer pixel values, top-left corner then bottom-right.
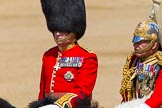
[[28, 96, 103, 108], [0, 98, 16, 108]]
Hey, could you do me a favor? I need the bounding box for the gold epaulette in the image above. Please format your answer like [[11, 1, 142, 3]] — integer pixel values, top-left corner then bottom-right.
[[155, 51, 162, 66], [143, 56, 158, 65], [143, 51, 162, 66], [80, 46, 94, 53]]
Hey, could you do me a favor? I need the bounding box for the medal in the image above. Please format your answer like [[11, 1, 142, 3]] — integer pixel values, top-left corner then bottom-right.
[[60, 57, 84, 67], [64, 71, 74, 81]]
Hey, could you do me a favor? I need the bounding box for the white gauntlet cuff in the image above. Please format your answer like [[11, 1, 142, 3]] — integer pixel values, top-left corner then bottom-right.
[[137, 103, 151, 108]]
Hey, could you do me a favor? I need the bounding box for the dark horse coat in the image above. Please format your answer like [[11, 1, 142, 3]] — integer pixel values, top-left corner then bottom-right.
[[28, 96, 99, 108], [0, 98, 16, 108]]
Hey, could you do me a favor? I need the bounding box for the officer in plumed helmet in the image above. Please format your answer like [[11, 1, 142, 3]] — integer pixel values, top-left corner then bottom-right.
[[116, 0, 162, 108], [37, 0, 98, 108]]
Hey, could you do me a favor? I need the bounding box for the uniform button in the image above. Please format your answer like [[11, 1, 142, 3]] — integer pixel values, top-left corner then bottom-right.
[[51, 84, 54, 87]]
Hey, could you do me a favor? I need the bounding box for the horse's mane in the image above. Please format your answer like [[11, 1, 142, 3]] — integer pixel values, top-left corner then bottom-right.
[[28, 97, 58, 108], [0, 98, 16, 108], [28, 96, 100, 108]]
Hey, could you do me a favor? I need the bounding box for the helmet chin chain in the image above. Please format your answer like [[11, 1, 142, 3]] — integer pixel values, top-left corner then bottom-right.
[[54, 33, 75, 43], [134, 40, 155, 54]]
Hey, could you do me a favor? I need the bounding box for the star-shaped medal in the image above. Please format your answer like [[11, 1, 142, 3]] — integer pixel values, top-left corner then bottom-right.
[[54, 62, 61, 71]]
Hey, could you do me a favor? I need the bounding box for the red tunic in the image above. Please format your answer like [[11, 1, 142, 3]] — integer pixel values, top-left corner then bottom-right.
[[38, 44, 98, 107], [145, 69, 162, 108]]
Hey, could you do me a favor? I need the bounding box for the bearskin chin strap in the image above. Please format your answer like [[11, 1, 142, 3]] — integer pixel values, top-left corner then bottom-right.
[[54, 33, 76, 43]]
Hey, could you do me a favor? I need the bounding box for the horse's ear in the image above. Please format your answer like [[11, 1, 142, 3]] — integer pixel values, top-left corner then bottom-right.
[[0, 98, 16, 108]]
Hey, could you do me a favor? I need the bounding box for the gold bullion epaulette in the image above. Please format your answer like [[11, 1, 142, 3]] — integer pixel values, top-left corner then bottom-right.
[[155, 51, 162, 66], [80, 46, 94, 53], [143, 57, 158, 65], [142, 51, 162, 66]]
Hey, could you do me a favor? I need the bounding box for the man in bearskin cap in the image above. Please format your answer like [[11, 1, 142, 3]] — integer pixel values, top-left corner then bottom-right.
[[116, 0, 162, 108], [37, 0, 98, 108]]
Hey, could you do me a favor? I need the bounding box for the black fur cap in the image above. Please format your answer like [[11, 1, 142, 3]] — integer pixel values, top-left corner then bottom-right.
[[40, 0, 86, 40]]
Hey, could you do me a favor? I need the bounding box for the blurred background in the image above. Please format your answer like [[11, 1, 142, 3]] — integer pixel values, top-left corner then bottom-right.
[[0, 0, 156, 107]]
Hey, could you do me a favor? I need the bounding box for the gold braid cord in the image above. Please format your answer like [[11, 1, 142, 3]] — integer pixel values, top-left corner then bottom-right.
[[120, 53, 136, 101], [120, 51, 162, 101]]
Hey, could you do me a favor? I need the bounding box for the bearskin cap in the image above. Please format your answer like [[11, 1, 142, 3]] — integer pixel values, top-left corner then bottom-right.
[[40, 0, 86, 40]]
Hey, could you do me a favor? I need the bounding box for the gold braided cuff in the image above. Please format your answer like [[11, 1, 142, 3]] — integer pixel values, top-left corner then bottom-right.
[[55, 93, 77, 108]]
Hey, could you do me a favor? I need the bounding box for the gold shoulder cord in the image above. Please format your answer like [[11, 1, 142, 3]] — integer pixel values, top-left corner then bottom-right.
[[120, 53, 136, 101]]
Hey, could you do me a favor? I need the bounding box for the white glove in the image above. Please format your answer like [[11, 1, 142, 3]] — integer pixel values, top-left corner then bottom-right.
[[39, 104, 60, 108], [137, 103, 151, 108]]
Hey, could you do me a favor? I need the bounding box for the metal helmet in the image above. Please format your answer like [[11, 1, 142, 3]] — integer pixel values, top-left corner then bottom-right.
[[132, 0, 162, 53], [132, 19, 160, 53], [132, 19, 159, 44]]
